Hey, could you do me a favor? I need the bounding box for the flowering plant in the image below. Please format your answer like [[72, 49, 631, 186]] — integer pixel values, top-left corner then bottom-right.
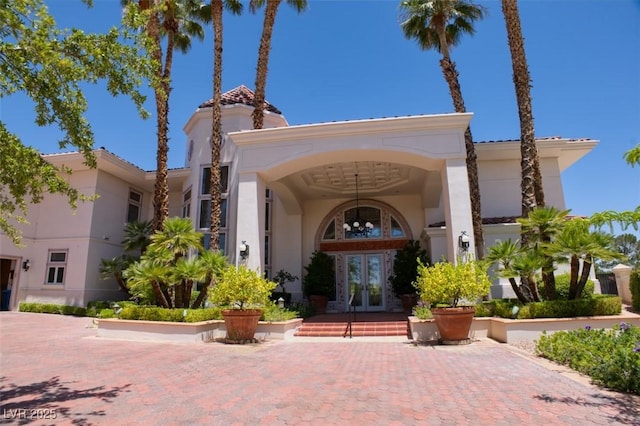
[[413, 258, 491, 307]]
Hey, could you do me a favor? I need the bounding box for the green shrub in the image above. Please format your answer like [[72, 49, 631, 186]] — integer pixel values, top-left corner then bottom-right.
[[539, 273, 594, 300], [184, 307, 223, 322], [517, 295, 621, 319], [261, 301, 299, 322], [631, 270, 640, 312], [413, 302, 433, 320], [19, 302, 86, 316], [536, 323, 640, 395], [473, 302, 493, 317], [98, 308, 116, 319]]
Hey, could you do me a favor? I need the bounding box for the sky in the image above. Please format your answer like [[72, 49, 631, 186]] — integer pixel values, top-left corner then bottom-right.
[[2, 0, 639, 229]]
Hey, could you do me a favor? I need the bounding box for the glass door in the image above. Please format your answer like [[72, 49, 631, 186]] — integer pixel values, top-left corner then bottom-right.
[[346, 254, 384, 311]]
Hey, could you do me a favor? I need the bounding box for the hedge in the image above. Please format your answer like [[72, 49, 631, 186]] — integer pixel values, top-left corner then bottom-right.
[[19, 302, 86, 317], [479, 295, 622, 319], [631, 270, 640, 312]]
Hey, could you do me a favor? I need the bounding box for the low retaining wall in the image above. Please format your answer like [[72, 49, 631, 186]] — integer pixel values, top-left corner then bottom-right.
[[96, 318, 303, 343], [409, 309, 640, 344]]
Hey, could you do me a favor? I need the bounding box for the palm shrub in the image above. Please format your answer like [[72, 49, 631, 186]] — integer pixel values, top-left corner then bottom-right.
[[631, 270, 640, 312]]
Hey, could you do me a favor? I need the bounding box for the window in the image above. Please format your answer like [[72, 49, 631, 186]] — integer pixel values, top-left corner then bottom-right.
[[264, 188, 272, 273], [344, 206, 381, 239], [45, 251, 67, 285], [199, 165, 230, 254], [127, 190, 142, 223], [201, 165, 229, 195], [182, 188, 192, 218]]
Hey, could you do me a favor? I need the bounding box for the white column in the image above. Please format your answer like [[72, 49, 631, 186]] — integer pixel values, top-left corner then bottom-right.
[[235, 172, 265, 272], [441, 158, 475, 263], [612, 264, 633, 305]]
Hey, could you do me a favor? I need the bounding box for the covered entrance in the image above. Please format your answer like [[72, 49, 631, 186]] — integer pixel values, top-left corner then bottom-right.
[[346, 253, 385, 312]]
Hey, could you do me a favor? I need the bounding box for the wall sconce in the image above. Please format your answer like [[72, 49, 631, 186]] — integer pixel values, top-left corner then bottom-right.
[[22, 259, 31, 271], [458, 231, 470, 252], [239, 241, 249, 259]]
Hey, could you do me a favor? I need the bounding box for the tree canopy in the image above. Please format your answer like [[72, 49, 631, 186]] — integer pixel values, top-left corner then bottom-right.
[[0, 0, 152, 245]]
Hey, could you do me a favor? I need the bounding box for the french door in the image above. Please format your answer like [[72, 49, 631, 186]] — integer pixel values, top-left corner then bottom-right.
[[346, 254, 384, 311]]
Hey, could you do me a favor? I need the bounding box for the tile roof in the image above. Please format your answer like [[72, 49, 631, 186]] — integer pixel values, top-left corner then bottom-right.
[[198, 85, 282, 114]]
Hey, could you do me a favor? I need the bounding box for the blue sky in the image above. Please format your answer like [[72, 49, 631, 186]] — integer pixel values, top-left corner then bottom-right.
[[2, 0, 639, 226]]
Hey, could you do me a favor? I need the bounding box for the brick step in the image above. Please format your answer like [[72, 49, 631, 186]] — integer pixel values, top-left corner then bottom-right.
[[295, 321, 409, 337]]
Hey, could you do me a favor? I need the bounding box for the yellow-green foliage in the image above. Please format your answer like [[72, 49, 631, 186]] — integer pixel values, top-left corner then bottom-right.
[[414, 259, 491, 307], [209, 265, 276, 309]]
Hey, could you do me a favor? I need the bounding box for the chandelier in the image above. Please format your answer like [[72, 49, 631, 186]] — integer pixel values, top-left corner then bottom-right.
[[343, 173, 373, 238]]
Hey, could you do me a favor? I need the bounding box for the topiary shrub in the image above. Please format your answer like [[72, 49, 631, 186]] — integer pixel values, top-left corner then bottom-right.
[[389, 240, 429, 297]]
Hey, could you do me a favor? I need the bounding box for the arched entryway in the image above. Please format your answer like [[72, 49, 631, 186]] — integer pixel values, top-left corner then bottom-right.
[[315, 200, 412, 312]]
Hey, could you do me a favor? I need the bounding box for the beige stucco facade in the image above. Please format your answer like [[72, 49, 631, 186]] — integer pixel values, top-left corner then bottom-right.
[[0, 88, 596, 312]]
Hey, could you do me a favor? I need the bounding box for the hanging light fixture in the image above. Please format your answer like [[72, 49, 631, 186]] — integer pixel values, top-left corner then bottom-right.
[[343, 173, 373, 238]]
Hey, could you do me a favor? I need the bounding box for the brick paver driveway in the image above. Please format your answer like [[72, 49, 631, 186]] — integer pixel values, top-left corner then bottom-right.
[[1, 312, 638, 425]]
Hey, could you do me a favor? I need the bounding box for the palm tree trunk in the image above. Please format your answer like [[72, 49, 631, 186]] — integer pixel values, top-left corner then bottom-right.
[[439, 57, 485, 259], [209, 0, 223, 250], [152, 281, 170, 308], [572, 258, 593, 300], [148, 1, 170, 232], [501, 0, 545, 236], [252, 0, 281, 130], [567, 255, 581, 299], [508, 277, 530, 304], [192, 280, 210, 308]]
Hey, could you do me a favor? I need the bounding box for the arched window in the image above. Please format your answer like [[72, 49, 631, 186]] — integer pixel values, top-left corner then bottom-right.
[[319, 201, 410, 242]]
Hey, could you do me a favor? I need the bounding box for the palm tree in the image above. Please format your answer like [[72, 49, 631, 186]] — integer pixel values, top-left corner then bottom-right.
[[172, 256, 207, 308], [99, 255, 135, 297], [500, 0, 545, 232], [250, 0, 307, 130], [399, 0, 486, 258], [486, 239, 533, 303], [122, 0, 207, 232], [122, 220, 153, 254], [145, 217, 204, 307], [517, 206, 569, 300], [202, 0, 243, 250], [191, 249, 228, 308], [549, 219, 623, 300], [124, 258, 172, 307]]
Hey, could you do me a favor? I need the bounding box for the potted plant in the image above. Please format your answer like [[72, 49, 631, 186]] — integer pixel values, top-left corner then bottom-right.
[[209, 265, 276, 342], [413, 258, 491, 344], [303, 251, 335, 314], [389, 240, 430, 313], [271, 269, 298, 307]]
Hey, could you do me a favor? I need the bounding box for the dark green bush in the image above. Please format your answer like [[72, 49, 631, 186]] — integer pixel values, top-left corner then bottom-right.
[[261, 301, 299, 321], [539, 273, 594, 300], [516, 295, 621, 319], [19, 302, 86, 317], [631, 270, 640, 312], [536, 323, 640, 395], [478, 299, 522, 318]]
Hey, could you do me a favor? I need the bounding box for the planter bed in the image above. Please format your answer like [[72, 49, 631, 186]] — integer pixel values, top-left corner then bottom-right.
[[96, 318, 303, 343], [409, 309, 640, 344]]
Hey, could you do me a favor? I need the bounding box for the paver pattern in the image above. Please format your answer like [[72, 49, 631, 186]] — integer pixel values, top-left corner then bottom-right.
[[1, 312, 638, 425]]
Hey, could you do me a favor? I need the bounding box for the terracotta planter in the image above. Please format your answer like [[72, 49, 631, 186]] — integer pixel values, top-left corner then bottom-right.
[[431, 306, 476, 344], [309, 295, 329, 315], [400, 294, 418, 314], [221, 309, 262, 342]]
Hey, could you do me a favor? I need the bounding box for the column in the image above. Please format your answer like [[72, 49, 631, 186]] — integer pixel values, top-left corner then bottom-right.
[[235, 172, 265, 272], [441, 158, 475, 263]]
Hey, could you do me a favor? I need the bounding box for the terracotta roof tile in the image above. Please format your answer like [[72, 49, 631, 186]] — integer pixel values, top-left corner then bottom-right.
[[198, 85, 282, 114]]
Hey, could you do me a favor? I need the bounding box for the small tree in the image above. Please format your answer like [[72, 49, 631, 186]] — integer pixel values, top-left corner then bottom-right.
[[303, 251, 335, 299], [389, 240, 429, 297]]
